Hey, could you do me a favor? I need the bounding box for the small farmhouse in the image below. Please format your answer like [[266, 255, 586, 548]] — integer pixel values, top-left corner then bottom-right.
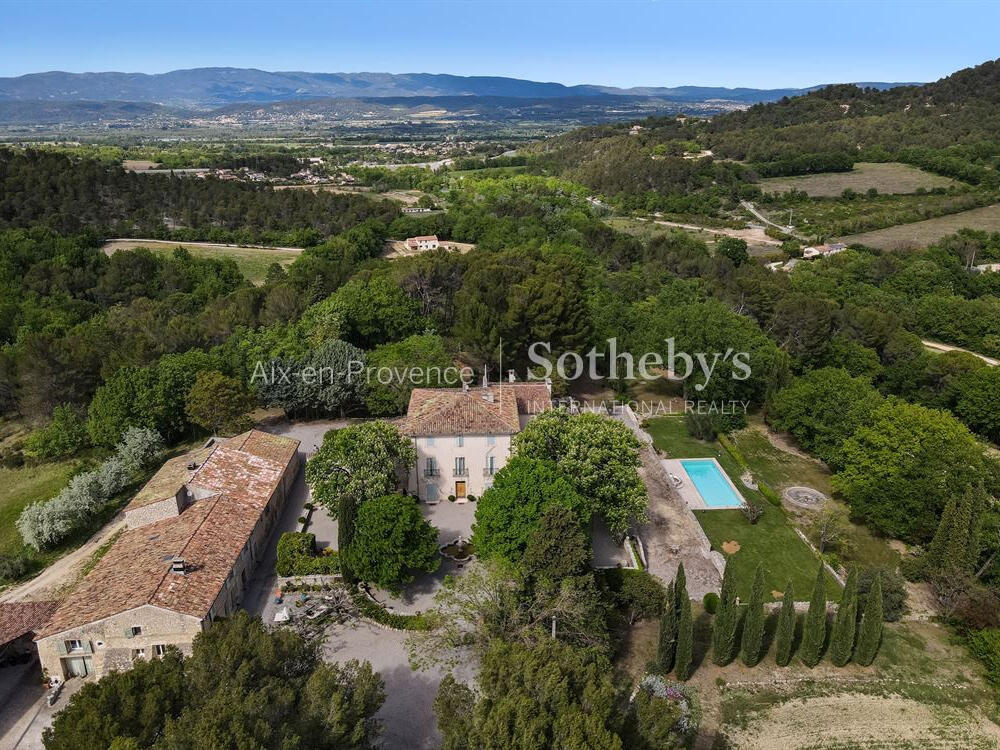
[[402, 378, 551, 503], [802, 242, 847, 259], [405, 234, 439, 251], [34, 430, 299, 681]]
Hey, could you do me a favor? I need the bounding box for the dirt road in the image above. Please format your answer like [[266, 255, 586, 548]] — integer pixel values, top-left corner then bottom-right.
[[922, 338, 999, 366], [101, 238, 303, 255]]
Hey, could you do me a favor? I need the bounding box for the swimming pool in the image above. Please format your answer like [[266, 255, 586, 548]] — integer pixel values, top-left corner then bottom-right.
[[680, 459, 745, 509]]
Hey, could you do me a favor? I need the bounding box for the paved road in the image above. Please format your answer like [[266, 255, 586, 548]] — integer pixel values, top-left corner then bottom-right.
[[922, 339, 999, 366]]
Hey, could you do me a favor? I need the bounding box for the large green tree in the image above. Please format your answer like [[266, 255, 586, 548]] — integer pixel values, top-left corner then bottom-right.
[[740, 563, 766, 667], [306, 421, 416, 515], [364, 333, 458, 416], [833, 399, 994, 543], [799, 562, 828, 668], [854, 573, 884, 666], [829, 568, 859, 666], [711, 562, 740, 666], [184, 370, 254, 435], [345, 494, 440, 592], [513, 410, 647, 539], [774, 581, 796, 666]]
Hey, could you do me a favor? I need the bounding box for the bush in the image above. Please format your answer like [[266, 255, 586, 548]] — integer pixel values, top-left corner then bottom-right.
[[447, 495, 456, 503], [857, 565, 907, 622], [684, 413, 716, 441], [717, 433, 749, 471], [467, 495, 478, 503], [23, 405, 89, 460], [703, 592, 719, 614], [967, 629, 1000, 692], [351, 591, 430, 631], [757, 481, 783, 508], [0, 552, 33, 582], [275, 532, 340, 576]]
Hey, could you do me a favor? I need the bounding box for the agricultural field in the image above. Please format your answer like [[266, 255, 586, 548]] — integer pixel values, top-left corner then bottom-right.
[[101, 239, 301, 284], [840, 202, 1000, 250], [759, 162, 959, 197]]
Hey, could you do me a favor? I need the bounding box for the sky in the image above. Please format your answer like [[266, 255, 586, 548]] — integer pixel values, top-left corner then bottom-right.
[[1, 0, 998, 88]]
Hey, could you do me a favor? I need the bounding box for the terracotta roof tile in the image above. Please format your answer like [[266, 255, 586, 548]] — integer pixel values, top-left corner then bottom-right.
[[0, 601, 59, 645], [36, 430, 299, 638], [402, 383, 551, 436]]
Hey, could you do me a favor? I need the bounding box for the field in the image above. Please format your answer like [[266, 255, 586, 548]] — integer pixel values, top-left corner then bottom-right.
[[839, 202, 1000, 250], [618, 614, 1000, 749], [0, 459, 79, 561], [101, 239, 301, 283], [759, 162, 959, 197]]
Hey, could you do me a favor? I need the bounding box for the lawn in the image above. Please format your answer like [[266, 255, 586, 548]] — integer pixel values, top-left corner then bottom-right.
[[759, 162, 959, 197], [0, 459, 80, 560], [695, 508, 840, 602]]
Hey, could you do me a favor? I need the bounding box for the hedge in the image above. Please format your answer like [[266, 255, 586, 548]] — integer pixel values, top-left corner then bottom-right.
[[351, 591, 431, 631], [717, 433, 748, 471], [276, 532, 340, 576], [757, 481, 783, 508]]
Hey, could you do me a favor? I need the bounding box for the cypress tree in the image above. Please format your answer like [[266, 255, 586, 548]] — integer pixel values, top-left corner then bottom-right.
[[338, 493, 357, 584], [829, 567, 859, 666], [711, 561, 739, 666], [657, 580, 678, 672], [799, 561, 827, 667], [740, 564, 766, 666], [657, 564, 688, 672], [854, 572, 884, 666], [675, 595, 694, 681], [774, 581, 796, 666]]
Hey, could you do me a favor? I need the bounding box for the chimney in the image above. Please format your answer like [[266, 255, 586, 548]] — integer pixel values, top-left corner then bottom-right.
[[482, 391, 495, 403], [482, 370, 489, 388], [171, 557, 187, 575], [508, 369, 516, 383], [462, 381, 469, 393]]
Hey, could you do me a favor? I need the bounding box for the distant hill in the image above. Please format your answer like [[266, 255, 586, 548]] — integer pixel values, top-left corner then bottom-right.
[[0, 67, 915, 109]]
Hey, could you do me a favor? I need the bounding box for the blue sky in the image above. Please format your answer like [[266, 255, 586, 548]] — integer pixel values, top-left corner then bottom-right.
[[2, 0, 998, 88]]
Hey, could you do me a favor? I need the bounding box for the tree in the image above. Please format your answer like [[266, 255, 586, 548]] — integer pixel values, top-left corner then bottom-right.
[[43, 613, 385, 750], [833, 399, 992, 543], [513, 410, 647, 539], [799, 562, 828, 667], [364, 333, 458, 416], [808, 505, 852, 556], [854, 573, 884, 666], [257, 340, 367, 418], [857, 565, 906, 622], [716, 237, 749, 267], [953, 367, 1000, 442], [767, 368, 883, 467], [23, 404, 89, 459], [184, 370, 254, 435], [675, 595, 694, 681], [306, 421, 415, 515], [521, 505, 591, 581], [345, 494, 440, 593], [740, 564, 766, 666], [618, 570, 666, 626], [471, 456, 587, 565], [433, 639, 628, 749], [829, 567, 859, 666], [338, 493, 358, 584], [923, 483, 986, 577], [711, 562, 740, 666], [774, 581, 796, 666], [657, 580, 679, 673], [624, 680, 687, 750]]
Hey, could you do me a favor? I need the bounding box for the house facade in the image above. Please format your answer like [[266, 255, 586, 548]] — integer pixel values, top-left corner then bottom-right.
[[34, 429, 300, 682], [402, 379, 551, 502], [405, 234, 439, 251]]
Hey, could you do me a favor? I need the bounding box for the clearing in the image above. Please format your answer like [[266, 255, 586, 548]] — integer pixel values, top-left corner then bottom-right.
[[101, 239, 302, 284], [759, 162, 959, 197], [839, 202, 1000, 250], [382, 239, 475, 259]]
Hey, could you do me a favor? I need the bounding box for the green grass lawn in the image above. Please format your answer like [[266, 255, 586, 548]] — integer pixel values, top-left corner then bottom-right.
[[0, 459, 81, 562], [729, 424, 833, 496], [696, 508, 841, 602]]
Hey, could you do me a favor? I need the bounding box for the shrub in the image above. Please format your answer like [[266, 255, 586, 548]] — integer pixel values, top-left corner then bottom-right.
[[447, 495, 456, 503], [467, 495, 477, 503], [0, 552, 33, 582], [23, 405, 89, 460], [757, 481, 783, 508], [717, 433, 748, 471], [351, 591, 430, 631], [967, 629, 1000, 692], [684, 413, 716, 441], [275, 532, 339, 576], [857, 565, 907, 622], [702, 592, 719, 615]]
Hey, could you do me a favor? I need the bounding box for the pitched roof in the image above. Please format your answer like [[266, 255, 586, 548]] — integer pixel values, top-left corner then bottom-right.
[[125, 446, 215, 511], [402, 383, 551, 436], [0, 601, 59, 646], [37, 430, 299, 638]]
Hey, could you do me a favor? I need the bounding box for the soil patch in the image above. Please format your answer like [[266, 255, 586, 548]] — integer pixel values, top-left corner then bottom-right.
[[722, 540, 741, 554]]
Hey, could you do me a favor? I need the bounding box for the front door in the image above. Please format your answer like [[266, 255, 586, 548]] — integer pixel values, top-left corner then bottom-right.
[[63, 656, 90, 678], [455, 481, 467, 499]]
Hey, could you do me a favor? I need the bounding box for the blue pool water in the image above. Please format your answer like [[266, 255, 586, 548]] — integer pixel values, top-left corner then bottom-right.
[[681, 459, 744, 508]]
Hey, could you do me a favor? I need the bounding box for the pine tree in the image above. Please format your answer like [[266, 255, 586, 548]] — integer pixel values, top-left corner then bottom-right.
[[799, 561, 827, 667], [924, 484, 985, 576], [657, 580, 678, 672], [657, 564, 688, 672], [711, 561, 739, 666], [740, 564, 766, 666], [854, 572, 884, 666], [829, 567, 859, 666], [338, 493, 357, 584], [675, 595, 694, 681], [774, 581, 796, 666]]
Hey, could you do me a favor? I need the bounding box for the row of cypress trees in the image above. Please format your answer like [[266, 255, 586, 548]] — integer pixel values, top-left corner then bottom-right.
[[657, 560, 884, 679]]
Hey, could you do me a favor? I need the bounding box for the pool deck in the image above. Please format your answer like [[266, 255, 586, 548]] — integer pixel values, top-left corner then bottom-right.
[[661, 457, 746, 510]]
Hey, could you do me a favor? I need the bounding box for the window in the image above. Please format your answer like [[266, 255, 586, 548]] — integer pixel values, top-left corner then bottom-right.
[[424, 457, 438, 476], [486, 456, 496, 475], [487, 435, 496, 446], [131, 648, 146, 660], [426, 436, 435, 447], [456, 435, 464, 447], [454, 457, 467, 476], [130, 626, 142, 637], [66, 639, 83, 653], [153, 644, 167, 657]]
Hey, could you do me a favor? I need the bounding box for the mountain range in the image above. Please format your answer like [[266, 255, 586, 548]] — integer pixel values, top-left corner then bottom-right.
[[0, 67, 917, 109]]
